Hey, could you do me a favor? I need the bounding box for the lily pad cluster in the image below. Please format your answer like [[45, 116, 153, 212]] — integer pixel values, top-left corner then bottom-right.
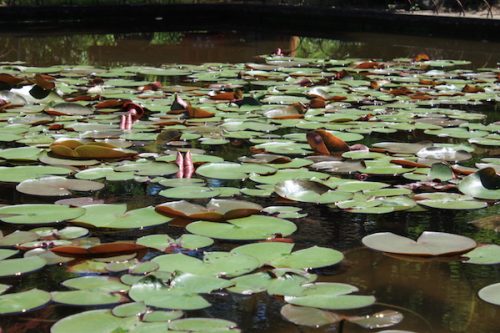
[[0, 53, 499, 332]]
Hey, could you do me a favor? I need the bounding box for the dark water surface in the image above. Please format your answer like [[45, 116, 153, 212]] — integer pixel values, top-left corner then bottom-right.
[[0, 30, 499, 333]]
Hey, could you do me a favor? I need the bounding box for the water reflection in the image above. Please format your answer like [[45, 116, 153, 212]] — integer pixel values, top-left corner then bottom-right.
[[1, 31, 499, 67]]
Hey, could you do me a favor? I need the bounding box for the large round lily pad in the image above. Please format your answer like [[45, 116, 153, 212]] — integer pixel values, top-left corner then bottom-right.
[[156, 199, 262, 221], [0, 204, 85, 225], [284, 282, 376, 310], [0, 289, 51, 314], [0, 165, 71, 183], [186, 215, 297, 240], [362, 231, 476, 256], [16, 176, 104, 196], [71, 204, 171, 229], [0, 256, 46, 277]]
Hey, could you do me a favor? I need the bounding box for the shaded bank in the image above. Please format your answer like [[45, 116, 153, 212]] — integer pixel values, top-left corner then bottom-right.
[[0, 4, 499, 41]]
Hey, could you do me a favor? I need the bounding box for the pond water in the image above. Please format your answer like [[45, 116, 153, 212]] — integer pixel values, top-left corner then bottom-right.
[[0, 30, 499, 333]]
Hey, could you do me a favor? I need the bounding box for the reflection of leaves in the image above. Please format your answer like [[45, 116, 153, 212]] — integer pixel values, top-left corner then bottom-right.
[[150, 32, 184, 45], [295, 37, 362, 59]]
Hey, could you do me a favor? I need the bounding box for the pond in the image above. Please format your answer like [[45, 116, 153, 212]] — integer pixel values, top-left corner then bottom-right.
[[0, 30, 499, 333]]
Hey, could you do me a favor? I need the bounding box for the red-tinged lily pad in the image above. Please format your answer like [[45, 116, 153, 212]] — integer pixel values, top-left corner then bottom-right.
[[362, 231, 476, 256], [156, 199, 262, 221], [307, 130, 350, 155], [16, 176, 104, 196], [50, 138, 137, 159], [0, 289, 51, 315], [51, 242, 147, 258]]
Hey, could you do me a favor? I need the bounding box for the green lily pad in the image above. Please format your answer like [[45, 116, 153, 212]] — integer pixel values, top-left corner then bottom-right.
[[0, 289, 51, 314], [459, 168, 500, 200], [75, 167, 135, 181], [275, 179, 352, 204], [168, 318, 239, 332], [159, 186, 222, 199], [0, 146, 42, 161], [196, 162, 275, 180], [112, 302, 147, 318], [0, 249, 18, 260], [71, 204, 171, 229], [280, 304, 341, 327], [462, 245, 500, 265], [16, 176, 104, 196], [142, 310, 184, 322], [478, 283, 500, 306], [137, 234, 213, 251], [228, 272, 273, 295], [62, 276, 130, 292], [51, 309, 143, 333], [0, 165, 71, 183], [152, 252, 260, 278], [0, 204, 85, 224], [187, 215, 297, 240], [0, 256, 46, 277], [250, 168, 329, 185], [52, 290, 123, 306], [362, 231, 476, 256]]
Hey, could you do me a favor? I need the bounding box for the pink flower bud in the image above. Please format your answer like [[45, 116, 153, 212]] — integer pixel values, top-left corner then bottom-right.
[[184, 151, 194, 179]]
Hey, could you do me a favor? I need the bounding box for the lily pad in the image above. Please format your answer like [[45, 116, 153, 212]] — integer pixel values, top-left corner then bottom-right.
[[16, 176, 104, 196], [156, 199, 262, 221], [362, 231, 476, 256], [0, 204, 85, 224], [0, 289, 51, 314], [284, 282, 376, 310], [71, 204, 171, 229], [0, 165, 71, 183], [0, 256, 46, 277], [478, 283, 500, 306], [196, 162, 275, 180], [187, 215, 297, 240], [137, 234, 213, 251], [459, 168, 500, 200], [280, 304, 341, 327], [462, 245, 500, 265]]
